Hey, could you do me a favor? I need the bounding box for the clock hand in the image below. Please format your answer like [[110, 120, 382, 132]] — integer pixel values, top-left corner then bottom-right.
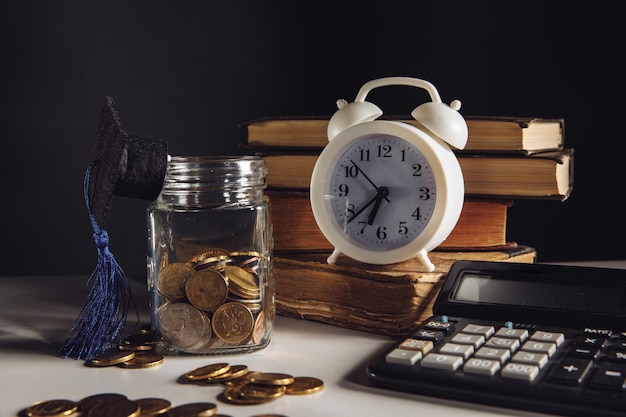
[[350, 160, 390, 202], [367, 187, 389, 225], [346, 192, 379, 224]]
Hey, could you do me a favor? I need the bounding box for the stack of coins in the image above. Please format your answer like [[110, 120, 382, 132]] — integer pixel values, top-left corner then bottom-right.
[[177, 362, 324, 406], [84, 326, 164, 369], [155, 248, 271, 354]]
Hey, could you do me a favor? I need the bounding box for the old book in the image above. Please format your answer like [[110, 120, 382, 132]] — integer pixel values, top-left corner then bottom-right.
[[241, 116, 564, 153], [274, 246, 537, 337], [267, 190, 514, 253], [260, 149, 574, 200]]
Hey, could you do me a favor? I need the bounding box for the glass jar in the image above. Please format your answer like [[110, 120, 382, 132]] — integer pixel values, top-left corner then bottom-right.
[[147, 155, 274, 355]]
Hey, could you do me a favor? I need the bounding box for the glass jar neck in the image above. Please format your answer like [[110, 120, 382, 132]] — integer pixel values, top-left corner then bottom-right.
[[158, 155, 267, 208]]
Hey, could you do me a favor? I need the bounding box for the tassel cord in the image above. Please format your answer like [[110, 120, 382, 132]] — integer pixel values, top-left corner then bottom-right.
[[58, 161, 139, 359]]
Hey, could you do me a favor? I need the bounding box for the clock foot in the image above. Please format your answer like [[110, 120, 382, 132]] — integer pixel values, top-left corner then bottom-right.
[[416, 250, 435, 272], [327, 249, 342, 264]]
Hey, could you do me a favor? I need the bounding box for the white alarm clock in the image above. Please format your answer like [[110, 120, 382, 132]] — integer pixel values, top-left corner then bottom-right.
[[309, 77, 468, 272]]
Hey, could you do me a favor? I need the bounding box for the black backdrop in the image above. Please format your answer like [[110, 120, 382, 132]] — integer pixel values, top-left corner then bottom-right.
[[2, 1, 623, 277]]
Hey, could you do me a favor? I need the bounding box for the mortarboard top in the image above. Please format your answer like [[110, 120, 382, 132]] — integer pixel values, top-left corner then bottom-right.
[[88, 95, 169, 229]]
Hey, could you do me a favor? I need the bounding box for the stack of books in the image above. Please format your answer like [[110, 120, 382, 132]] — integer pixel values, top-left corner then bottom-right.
[[240, 115, 572, 337]]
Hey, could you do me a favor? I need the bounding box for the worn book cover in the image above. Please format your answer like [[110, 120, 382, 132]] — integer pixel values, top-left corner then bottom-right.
[[241, 115, 564, 153], [274, 246, 537, 337]]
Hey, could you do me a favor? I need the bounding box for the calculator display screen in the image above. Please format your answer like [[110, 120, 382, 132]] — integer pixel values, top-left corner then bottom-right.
[[454, 273, 625, 315]]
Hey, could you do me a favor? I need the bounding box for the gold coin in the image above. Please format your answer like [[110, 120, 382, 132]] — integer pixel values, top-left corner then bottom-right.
[[222, 265, 259, 299], [122, 332, 158, 350], [78, 393, 128, 412], [85, 349, 135, 367], [158, 302, 213, 351], [184, 362, 231, 380], [117, 352, 164, 368], [26, 399, 77, 417], [86, 398, 140, 417], [194, 255, 232, 271], [229, 250, 261, 258], [134, 398, 171, 415], [186, 269, 229, 311], [201, 364, 249, 384], [118, 343, 154, 351], [157, 263, 196, 299], [286, 376, 324, 395], [247, 372, 294, 386], [251, 311, 266, 344], [166, 402, 218, 417], [188, 247, 231, 264], [211, 302, 254, 344], [221, 383, 285, 405]]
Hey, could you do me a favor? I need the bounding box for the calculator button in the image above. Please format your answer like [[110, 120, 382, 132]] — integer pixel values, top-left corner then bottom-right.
[[398, 338, 433, 354], [386, 348, 422, 365], [423, 319, 455, 334], [474, 347, 511, 364], [605, 348, 626, 364], [589, 363, 626, 391], [530, 330, 564, 346], [463, 358, 500, 376], [451, 333, 485, 349], [412, 329, 445, 344], [439, 343, 474, 359], [521, 340, 557, 357], [567, 345, 601, 360], [547, 357, 593, 386], [461, 324, 495, 338], [484, 336, 520, 352], [575, 335, 609, 349], [501, 362, 540, 382], [495, 327, 529, 341], [510, 351, 549, 368], [420, 353, 464, 371]]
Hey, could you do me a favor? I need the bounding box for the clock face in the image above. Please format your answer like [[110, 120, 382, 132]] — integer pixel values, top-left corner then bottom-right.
[[327, 134, 437, 251]]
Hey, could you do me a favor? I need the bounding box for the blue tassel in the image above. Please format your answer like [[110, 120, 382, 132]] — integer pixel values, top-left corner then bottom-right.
[[59, 162, 136, 360]]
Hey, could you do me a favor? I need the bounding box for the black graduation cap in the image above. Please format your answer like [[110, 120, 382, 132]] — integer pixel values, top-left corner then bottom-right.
[[88, 95, 169, 229], [59, 96, 169, 360]]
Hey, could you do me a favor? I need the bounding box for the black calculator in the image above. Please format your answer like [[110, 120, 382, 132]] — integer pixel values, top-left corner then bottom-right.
[[366, 261, 626, 417]]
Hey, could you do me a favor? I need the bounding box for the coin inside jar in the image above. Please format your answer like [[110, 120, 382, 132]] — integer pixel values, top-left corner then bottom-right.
[[223, 265, 259, 299], [211, 302, 254, 344], [156, 263, 196, 300], [158, 302, 213, 351], [185, 268, 229, 311]]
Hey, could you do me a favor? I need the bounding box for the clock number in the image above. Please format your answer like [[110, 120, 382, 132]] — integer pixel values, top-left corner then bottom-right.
[[398, 221, 408, 235], [377, 144, 392, 158], [345, 203, 356, 220], [357, 222, 388, 240], [419, 186, 431, 200], [338, 183, 349, 197], [400, 149, 406, 161], [412, 163, 422, 176], [359, 149, 370, 161], [344, 164, 358, 178], [412, 207, 422, 220]]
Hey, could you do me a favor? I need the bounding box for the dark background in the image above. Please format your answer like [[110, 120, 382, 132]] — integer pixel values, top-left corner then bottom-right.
[[2, 1, 623, 278]]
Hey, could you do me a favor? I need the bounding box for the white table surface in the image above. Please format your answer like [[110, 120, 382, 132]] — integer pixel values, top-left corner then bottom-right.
[[3, 261, 625, 417]]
